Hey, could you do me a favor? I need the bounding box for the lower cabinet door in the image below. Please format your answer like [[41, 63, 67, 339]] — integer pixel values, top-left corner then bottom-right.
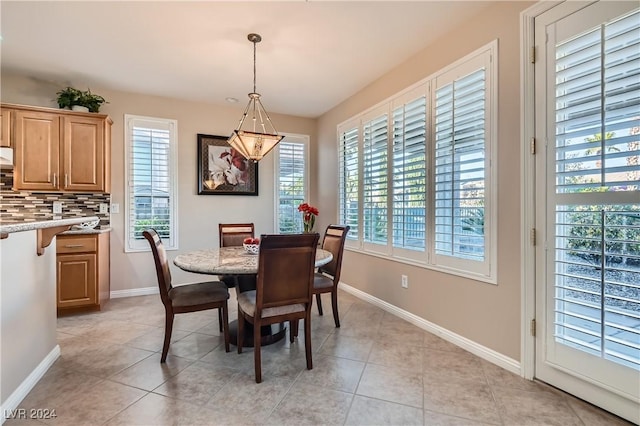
[[57, 253, 97, 308]]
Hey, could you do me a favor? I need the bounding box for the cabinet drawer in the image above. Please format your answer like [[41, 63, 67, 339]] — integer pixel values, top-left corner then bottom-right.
[[57, 236, 97, 254]]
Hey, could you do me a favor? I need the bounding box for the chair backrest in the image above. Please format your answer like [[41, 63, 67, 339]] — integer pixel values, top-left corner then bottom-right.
[[318, 224, 350, 283], [255, 233, 320, 311], [142, 229, 172, 307], [219, 223, 255, 247]]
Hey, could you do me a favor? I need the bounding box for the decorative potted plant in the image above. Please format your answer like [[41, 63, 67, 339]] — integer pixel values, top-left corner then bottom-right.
[[77, 89, 107, 113], [56, 87, 108, 113], [56, 86, 82, 110]]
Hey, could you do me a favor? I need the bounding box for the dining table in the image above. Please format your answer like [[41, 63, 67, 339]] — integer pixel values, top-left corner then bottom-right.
[[173, 245, 333, 346]]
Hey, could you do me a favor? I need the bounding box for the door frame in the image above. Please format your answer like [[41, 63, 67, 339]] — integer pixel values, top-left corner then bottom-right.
[[520, 3, 640, 421], [519, 0, 564, 381]]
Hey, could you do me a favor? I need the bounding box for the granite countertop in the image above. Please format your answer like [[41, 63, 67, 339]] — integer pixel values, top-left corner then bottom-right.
[[61, 226, 111, 235], [173, 246, 333, 275], [0, 216, 100, 235]]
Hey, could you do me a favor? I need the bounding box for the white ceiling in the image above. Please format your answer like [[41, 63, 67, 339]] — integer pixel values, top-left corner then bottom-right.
[[1, 1, 494, 118]]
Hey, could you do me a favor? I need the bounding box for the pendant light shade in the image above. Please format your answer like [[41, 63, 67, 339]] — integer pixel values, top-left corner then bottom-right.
[[228, 34, 283, 162]]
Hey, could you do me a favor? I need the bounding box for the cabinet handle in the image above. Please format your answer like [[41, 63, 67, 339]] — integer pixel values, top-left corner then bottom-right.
[[64, 244, 85, 248], [53, 173, 57, 187], [64, 174, 68, 188]]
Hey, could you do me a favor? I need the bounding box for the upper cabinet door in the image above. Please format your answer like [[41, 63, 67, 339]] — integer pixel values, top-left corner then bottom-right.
[[7, 103, 112, 193], [62, 115, 105, 192], [0, 109, 11, 148], [13, 110, 60, 191]]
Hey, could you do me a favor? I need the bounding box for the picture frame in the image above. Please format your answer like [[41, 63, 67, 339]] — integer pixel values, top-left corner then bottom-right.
[[197, 133, 259, 196]]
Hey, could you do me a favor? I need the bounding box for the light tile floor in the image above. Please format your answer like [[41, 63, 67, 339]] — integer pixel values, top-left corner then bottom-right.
[[7, 289, 633, 426]]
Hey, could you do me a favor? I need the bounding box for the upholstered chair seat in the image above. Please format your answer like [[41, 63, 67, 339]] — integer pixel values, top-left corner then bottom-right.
[[169, 282, 230, 308], [237, 290, 305, 318], [313, 273, 334, 290]]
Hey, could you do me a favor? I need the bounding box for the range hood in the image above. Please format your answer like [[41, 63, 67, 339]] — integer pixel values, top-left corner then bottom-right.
[[0, 147, 14, 168]]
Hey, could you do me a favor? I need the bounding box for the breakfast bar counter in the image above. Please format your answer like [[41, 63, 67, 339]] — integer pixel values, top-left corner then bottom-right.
[[0, 216, 98, 415]]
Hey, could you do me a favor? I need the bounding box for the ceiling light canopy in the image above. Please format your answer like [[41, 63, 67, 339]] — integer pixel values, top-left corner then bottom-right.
[[228, 33, 283, 162]]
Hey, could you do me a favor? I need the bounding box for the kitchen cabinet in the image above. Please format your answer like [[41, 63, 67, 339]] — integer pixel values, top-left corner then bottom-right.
[[56, 232, 110, 314], [4, 103, 112, 192], [0, 108, 11, 148]]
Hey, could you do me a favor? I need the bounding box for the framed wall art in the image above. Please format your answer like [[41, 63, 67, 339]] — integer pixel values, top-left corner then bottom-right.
[[197, 133, 258, 195]]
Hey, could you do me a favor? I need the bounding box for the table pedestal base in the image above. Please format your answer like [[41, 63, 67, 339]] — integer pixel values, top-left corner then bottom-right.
[[228, 320, 286, 347]]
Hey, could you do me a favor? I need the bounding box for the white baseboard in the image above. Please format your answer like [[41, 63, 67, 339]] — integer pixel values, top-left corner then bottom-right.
[[339, 282, 521, 376], [1, 345, 60, 424], [110, 286, 159, 299]]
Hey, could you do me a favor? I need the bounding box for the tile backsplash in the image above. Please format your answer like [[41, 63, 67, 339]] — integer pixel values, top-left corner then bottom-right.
[[0, 170, 111, 225]]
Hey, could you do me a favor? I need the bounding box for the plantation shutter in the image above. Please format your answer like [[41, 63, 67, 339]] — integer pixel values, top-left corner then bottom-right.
[[363, 113, 388, 247], [555, 10, 640, 193], [434, 68, 487, 262], [126, 116, 177, 251], [552, 9, 640, 369], [393, 94, 427, 253], [277, 140, 307, 233], [339, 125, 360, 242]]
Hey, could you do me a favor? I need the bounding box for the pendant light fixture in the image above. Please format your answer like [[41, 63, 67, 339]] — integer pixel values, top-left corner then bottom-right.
[[228, 33, 283, 162]]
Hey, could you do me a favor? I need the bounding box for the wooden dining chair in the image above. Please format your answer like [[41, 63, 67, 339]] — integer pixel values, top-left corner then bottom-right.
[[143, 229, 230, 362], [237, 233, 320, 383], [218, 223, 255, 289], [219, 223, 255, 248], [313, 224, 350, 327]]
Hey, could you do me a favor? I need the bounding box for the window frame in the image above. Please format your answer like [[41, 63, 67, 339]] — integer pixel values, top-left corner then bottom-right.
[[274, 133, 310, 234], [337, 40, 498, 284], [124, 114, 179, 252]]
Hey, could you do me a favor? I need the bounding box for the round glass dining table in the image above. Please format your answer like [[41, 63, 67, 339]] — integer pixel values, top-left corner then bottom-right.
[[173, 246, 333, 346]]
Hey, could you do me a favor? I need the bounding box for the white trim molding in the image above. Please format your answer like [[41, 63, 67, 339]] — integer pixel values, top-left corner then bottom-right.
[[1, 345, 60, 424], [519, 0, 563, 382], [110, 286, 159, 299], [339, 282, 521, 375]]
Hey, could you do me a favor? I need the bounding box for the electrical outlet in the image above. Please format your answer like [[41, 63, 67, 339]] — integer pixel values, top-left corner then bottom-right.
[[99, 203, 108, 214], [111, 203, 120, 214], [401, 275, 409, 289], [52, 201, 63, 214]]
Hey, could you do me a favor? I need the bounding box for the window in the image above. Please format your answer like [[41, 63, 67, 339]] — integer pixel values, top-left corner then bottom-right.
[[339, 124, 360, 244], [363, 112, 389, 250], [393, 93, 427, 256], [338, 41, 496, 282], [125, 115, 178, 251], [275, 135, 309, 233], [433, 52, 493, 277]]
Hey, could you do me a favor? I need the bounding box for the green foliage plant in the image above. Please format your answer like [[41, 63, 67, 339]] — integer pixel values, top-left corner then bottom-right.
[[55, 87, 83, 109], [77, 89, 108, 112], [55, 87, 108, 113]]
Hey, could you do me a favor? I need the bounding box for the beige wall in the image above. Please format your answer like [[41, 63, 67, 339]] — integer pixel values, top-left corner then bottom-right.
[[316, 1, 533, 360], [1, 74, 317, 291]]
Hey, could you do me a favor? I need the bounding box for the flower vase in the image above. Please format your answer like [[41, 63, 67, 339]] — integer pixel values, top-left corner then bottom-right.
[[303, 214, 315, 233]]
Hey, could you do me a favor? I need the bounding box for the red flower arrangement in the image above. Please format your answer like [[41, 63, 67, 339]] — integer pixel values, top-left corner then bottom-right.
[[297, 202, 319, 233]]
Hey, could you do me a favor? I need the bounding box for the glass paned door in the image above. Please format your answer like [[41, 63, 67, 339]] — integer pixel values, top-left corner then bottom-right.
[[535, 1, 640, 421]]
